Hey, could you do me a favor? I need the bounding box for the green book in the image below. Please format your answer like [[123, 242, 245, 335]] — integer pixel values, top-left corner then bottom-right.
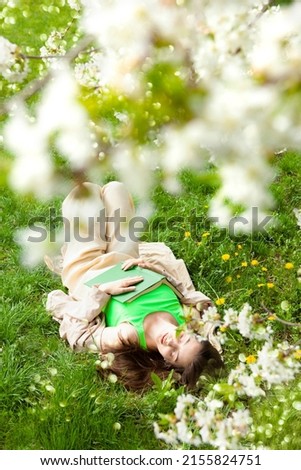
[[84, 262, 182, 303]]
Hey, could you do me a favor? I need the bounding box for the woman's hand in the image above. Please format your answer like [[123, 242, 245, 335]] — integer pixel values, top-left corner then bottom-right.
[[99, 276, 144, 296], [122, 258, 154, 271]]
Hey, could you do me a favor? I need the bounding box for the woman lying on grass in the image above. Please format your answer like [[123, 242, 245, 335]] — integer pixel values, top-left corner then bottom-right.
[[46, 181, 223, 391]]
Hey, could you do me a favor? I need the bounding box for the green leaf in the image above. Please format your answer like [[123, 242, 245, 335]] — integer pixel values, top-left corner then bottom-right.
[[151, 372, 163, 390]]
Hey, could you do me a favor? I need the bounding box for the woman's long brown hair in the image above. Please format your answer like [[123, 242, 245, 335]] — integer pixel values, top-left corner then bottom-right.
[[98, 340, 223, 392]]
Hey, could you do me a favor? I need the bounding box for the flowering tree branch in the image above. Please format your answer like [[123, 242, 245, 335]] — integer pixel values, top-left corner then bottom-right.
[[1, 0, 301, 245], [1, 0, 300, 451], [0, 35, 94, 115], [261, 304, 301, 328], [19, 53, 66, 60]]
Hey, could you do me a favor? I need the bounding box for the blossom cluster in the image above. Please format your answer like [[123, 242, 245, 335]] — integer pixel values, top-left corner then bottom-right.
[[1, 0, 301, 237], [0, 36, 27, 82], [0, 36, 17, 77], [76, 0, 301, 230], [67, 0, 81, 11], [40, 31, 67, 64], [154, 392, 253, 450], [154, 302, 301, 449], [4, 64, 94, 199]]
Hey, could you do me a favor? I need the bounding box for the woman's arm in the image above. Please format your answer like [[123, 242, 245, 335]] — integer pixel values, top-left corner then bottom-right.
[[46, 277, 142, 352], [122, 258, 213, 311], [101, 323, 138, 352], [46, 287, 109, 351]]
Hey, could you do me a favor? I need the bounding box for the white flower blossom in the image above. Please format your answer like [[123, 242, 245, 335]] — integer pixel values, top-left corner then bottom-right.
[[68, 0, 81, 11], [251, 3, 301, 83], [108, 373, 118, 384], [81, 0, 192, 57], [80, 0, 197, 94], [174, 393, 196, 420], [9, 153, 54, 199], [74, 52, 103, 88], [0, 36, 17, 72], [4, 104, 55, 198], [237, 303, 273, 341], [81, 0, 152, 57], [161, 121, 211, 192], [228, 363, 265, 398], [293, 208, 301, 229], [38, 64, 94, 169], [14, 226, 65, 268], [0, 36, 27, 81], [204, 395, 224, 411], [4, 64, 94, 198], [223, 308, 239, 328], [213, 409, 252, 450], [201, 305, 221, 323], [89, 50, 143, 95], [156, 392, 253, 450], [112, 142, 157, 200], [250, 341, 301, 385], [3, 0, 301, 233], [40, 31, 67, 68], [176, 421, 195, 445], [153, 422, 177, 445]]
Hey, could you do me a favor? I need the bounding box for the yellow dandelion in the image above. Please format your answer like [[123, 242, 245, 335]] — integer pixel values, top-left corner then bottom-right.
[[246, 355, 257, 364], [257, 283, 265, 287], [294, 350, 301, 360], [251, 260, 259, 266], [236, 274, 241, 278], [237, 244, 242, 250], [216, 297, 225, 305], [225, 276, 232, 283], [261, 267, 268, 272], [221, 254, 230, 261], [235, 252, 239, 256], [267, 282, 274, 288], [241, 261, 248, 267], [268, 315, 276, 321], [202, 232, 210, 238], [285, 262, 294, 270], [184, 231, 191, 238]]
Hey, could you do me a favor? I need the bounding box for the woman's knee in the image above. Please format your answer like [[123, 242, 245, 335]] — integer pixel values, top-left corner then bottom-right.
[[102, 181, 134, 210], [102, 181, 126, 195], [63, 182, 101, 204], [63, 182, 100, 205], [62, 182, 102, 220]]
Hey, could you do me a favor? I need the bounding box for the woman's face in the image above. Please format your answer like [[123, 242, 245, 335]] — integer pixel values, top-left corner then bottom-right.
[[156, 326, 202, 368]]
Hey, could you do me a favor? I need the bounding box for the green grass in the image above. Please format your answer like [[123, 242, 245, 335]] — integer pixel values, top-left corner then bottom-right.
[[1, 0, 301, 450], [1, 150, 300, 450]]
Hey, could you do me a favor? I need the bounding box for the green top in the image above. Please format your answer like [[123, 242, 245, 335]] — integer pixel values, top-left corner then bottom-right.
[[103, 284, 185, 349]]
